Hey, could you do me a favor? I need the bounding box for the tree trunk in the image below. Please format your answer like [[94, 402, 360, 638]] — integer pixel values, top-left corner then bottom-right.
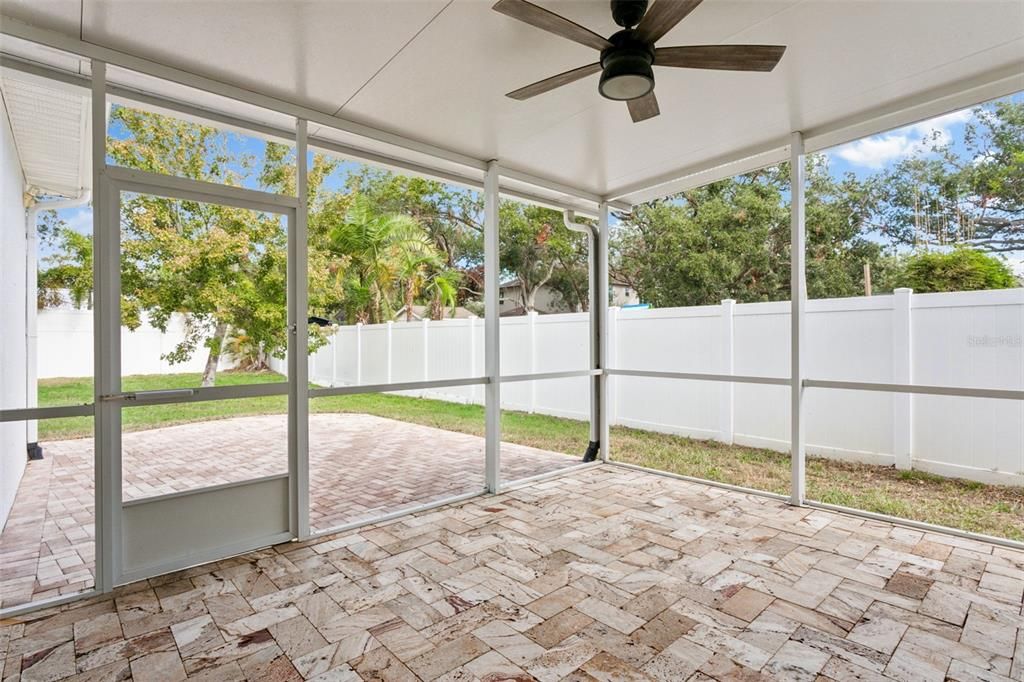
[[201, 322, 230, 387], [371, 287, 382, 324], [523, 287, 534, 312], [405, 279, 415, 321]]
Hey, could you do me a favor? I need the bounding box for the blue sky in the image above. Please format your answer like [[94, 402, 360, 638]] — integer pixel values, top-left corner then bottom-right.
[[43, 92, 1022, 264], [826, 92, 1023, 178]]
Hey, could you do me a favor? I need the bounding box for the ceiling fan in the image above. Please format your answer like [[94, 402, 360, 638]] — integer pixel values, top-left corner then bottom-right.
[[493, 0, 786, 122]]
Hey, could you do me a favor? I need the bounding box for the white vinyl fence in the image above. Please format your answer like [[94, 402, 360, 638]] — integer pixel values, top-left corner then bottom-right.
[[37, 308, 235, 378], [41, 288, 1024, 486]]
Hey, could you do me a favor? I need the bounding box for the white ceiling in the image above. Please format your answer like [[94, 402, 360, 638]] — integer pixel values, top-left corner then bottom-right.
[[1, 0, 1022, 205]]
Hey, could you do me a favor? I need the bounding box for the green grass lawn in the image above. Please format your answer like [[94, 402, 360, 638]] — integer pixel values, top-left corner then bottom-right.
[[37, 371, 1024, 540]]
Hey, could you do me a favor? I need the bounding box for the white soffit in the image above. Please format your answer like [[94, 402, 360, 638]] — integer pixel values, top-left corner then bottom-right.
[[1, 68, 89, 198], [0, 0, 1021, 206]]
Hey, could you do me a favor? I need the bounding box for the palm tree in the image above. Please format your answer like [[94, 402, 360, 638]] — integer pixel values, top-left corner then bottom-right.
[[388, 219, 443, 321], [331, 196, 415, 323], [425, 269, 461, 320], [330, 196, 461, 323]]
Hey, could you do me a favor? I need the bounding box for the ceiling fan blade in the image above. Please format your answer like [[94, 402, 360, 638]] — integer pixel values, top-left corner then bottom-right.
[[506, 62, 602, 100], [627, 92, 660, 122], [654, 45, 787, 71], [634, 0, 703, 44], [492, 0, 611, 51]]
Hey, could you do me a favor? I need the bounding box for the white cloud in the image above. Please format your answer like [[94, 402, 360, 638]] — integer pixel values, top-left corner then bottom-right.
[[831, 108, 974, 169], [59, 206, 93, 235]]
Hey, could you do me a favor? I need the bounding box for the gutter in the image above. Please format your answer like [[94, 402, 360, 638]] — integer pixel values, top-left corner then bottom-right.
[[24, 188, 92, 459]]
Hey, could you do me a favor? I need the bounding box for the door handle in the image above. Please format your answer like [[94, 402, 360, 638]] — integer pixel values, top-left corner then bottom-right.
[[101, 389, 196, 402]]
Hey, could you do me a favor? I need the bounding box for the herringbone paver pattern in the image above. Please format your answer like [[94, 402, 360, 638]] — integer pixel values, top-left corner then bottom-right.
[[0, 414, 577, 610], [2, 465, 1022, 681]]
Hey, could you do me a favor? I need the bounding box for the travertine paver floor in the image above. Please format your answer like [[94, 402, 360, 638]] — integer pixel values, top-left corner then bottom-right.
[[0, 414, 577, 610], [2, 464, 1022, 681]]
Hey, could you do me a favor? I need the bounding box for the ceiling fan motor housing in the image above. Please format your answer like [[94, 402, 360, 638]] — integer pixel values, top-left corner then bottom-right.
[[599, 30, 655, 101], [610, 0, 649, 28]]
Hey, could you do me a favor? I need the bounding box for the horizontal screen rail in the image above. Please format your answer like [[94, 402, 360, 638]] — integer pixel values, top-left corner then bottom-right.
[[122, 472, 289, 508], [310, 376, 489, 398], [499, 369, 602, 384], [106, 166, 299, 212], [803, 379, 1024, 401], [0, 404, 95, 422], [104, 381, 289, 406], [606, 369, 790, 386]]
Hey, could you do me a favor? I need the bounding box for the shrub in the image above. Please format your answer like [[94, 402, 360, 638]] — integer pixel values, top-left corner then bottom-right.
[[894, 247, 1017, 292]]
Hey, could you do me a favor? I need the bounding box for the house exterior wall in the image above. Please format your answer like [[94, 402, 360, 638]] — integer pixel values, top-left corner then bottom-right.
[[0, 93, 27, 527], [498, 282, 638, 315], [498, 283, 566, 315], [610, 283, 639, 308]]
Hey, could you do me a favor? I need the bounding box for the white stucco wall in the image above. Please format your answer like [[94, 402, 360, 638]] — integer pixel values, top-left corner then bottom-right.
[[0, 93, 27, 528]]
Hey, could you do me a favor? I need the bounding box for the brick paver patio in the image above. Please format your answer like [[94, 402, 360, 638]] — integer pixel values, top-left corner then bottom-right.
[[0, 414, 578, 610], [2, 464, 1022, 681]]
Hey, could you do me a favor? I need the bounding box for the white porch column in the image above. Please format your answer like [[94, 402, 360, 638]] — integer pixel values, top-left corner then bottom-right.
[[893, 288, 913, 469], [468, 315, 478, 403], [607, 305, 619, 429], [422, 318, 430, 384], [790, 132, 807, 506], [597, 201, 610, 462], [386, 320, 394, 385], [718, 299, 736, 444], [330, 328, 338, 387], [484, 161, 501, 492], [92, 59, 119, 592], [355, 322, 363, 386], [528, 311, 538, 413], [290, 118, 310, 539]]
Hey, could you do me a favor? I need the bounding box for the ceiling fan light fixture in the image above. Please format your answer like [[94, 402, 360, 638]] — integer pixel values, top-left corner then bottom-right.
[[495, 0, 787, 123], [598, 40, 655, 101], [599, 64, 653, 100]]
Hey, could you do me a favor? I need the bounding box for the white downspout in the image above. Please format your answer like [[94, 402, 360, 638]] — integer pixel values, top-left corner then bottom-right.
[[563, 210, 601, 459], [25, 188, 92, 454]]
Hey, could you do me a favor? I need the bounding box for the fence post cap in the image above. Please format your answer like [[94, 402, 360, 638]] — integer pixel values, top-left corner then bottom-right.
[[894, 287, 913, 295]]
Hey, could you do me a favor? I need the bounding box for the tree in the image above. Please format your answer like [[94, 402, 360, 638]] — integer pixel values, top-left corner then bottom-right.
[[344, 167, 591, 313], [326, 195, 461, 324], [345, 167, 484, 271], [37, 210, 93, 309], [547, 233, 591, 312], [893, 247, 1017, 293], [499, 203, 587, 312], [424, 269, 461, 320], [872, 100, 1024, 252], [107, 107, 291, 386], [612, 157, 902, 307], [804, 155, 898, 299]]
